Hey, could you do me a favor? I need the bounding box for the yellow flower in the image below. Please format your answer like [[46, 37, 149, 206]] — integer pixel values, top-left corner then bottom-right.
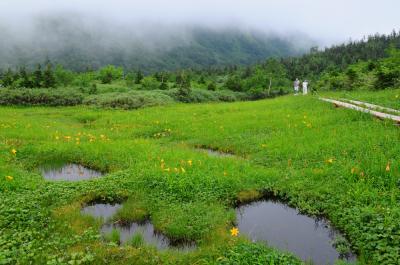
[[385, 162, 390, 172], [55, 136, 59, 140], [187, 160, 192, 166], [326, 158, 334, 164], [230, 227, 239, 237], [5, 176, 13, 181], [11, 149, 17, 155]]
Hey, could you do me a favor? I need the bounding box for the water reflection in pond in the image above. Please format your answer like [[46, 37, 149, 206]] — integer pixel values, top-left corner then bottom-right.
[[236, 200, 356, 265], [197, 148, 235, 158], [41, 163, 102, 181], [81, 203, 122, 221], [82, 203, 195, 251]]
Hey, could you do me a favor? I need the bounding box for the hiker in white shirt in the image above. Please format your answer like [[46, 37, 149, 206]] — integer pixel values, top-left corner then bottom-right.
[[302, 80, 309, 95], [293, 78, 300, 95]]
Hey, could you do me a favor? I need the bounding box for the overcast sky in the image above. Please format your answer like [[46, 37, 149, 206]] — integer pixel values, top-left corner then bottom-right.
[[0, 0, 399, 46]]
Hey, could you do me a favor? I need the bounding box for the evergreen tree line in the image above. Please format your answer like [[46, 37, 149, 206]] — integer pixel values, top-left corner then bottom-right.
[[1, 30, 399, 94], [280, 30, 400, 80]]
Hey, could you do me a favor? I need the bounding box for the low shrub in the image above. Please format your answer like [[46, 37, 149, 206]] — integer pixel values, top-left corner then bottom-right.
[[163, 88, 248, 103], [83, 90, 174, 109], [0, 88, 84, 106]]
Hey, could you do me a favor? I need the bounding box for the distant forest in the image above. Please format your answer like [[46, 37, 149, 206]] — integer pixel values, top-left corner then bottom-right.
[[0, 15, 312, 73], [0, 30, 399, 109]]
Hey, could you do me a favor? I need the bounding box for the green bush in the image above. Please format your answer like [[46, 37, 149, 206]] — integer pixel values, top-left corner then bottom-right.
[[0, 88, 84, 106], [140, 76, 160, 90], [163, 88, 248, 103], [98, 65, 123, 84], [83, 90, 174, 109]]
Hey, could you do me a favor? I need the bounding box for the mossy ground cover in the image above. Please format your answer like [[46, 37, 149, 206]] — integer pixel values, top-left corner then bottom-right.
[[0, 93, 399, 264]]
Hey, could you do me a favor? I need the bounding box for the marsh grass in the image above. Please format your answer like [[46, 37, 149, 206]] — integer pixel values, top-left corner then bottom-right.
[[1, 92, 399, 264], [104, 228, 121, 245], [129, 232, 145, 248]]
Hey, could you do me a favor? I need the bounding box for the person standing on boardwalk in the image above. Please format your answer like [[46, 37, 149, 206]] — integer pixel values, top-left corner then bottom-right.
[[293, 78, 300, 95], [302, 80, 309, 95]]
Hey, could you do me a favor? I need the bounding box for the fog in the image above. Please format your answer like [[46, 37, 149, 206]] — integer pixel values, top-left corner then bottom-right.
[[1, 0, 399, 45], [0, 0, 398, 71]]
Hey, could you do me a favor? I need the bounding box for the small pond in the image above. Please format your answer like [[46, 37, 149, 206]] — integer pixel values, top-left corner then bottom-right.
[[40, 163, 103, 181], [83, 203, 195, 250], [81, 203, 122, 220], [236, 200, 356, 265], [198, 148, 235, 158]]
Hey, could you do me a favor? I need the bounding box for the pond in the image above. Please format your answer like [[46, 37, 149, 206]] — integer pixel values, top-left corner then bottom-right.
[[81, 203, 122, 220], [40, 163, 103, 181], [82, 203, 195, 250], [236, 200, 356, 265], [197, 148, 235, 158]]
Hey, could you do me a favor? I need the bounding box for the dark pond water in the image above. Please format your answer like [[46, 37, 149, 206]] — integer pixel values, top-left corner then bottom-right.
[[236, 200, 356, 265], [101, 222, 195, 251], [40, 163, 103, 181], [81, 203, 122, 221], [198, 148, 235, 158], [82, 203, 195, 250]]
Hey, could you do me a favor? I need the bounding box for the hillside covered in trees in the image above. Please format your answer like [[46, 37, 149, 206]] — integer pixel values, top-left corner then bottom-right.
[[0, 31, 399, 109], [0, 15, 313, 73]]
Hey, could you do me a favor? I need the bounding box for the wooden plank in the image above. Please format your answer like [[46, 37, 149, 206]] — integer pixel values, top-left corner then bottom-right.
[[319, 98, 400, 123], [339, 98, 400, 114]]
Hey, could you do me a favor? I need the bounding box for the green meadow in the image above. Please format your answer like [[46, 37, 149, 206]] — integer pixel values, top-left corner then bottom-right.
[[1, 92, 399, 264]]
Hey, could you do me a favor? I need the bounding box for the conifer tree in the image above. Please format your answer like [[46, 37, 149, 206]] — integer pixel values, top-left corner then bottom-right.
[[43, 62, 56, 88], [33, 64, 43, 88], [135, 69, 143, 84]]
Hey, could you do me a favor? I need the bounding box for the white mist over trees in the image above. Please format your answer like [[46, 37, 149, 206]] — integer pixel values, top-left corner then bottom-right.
[[0, 13, 315, 71]]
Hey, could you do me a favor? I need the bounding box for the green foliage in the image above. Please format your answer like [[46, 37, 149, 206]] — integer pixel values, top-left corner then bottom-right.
[[73, 72, 96, 87], [140, 76, 160, 90], [135, 69, 143, 84], [98, 65, 123, 84], [83, 90, 174, 109], [225, 75, 243, 92], [1, 68, 14, 87], [89, 83, 98, 95], [124, 72, 135, 87], [129, 233, 144, 248], [282, 31, 400, 80], [0, 88, 84, 106], [54, 65, 75, 87], [207, 82, 216, 91], [43, 62, 56, 88], [219, 242, 302, 264], [33, 64, 43, 88], [104, 228, 120, 245]]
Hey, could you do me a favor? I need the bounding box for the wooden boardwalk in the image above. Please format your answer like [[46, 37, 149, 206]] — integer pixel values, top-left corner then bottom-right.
[[339, 98, 400, 115], [319, 97, 400, 124]]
